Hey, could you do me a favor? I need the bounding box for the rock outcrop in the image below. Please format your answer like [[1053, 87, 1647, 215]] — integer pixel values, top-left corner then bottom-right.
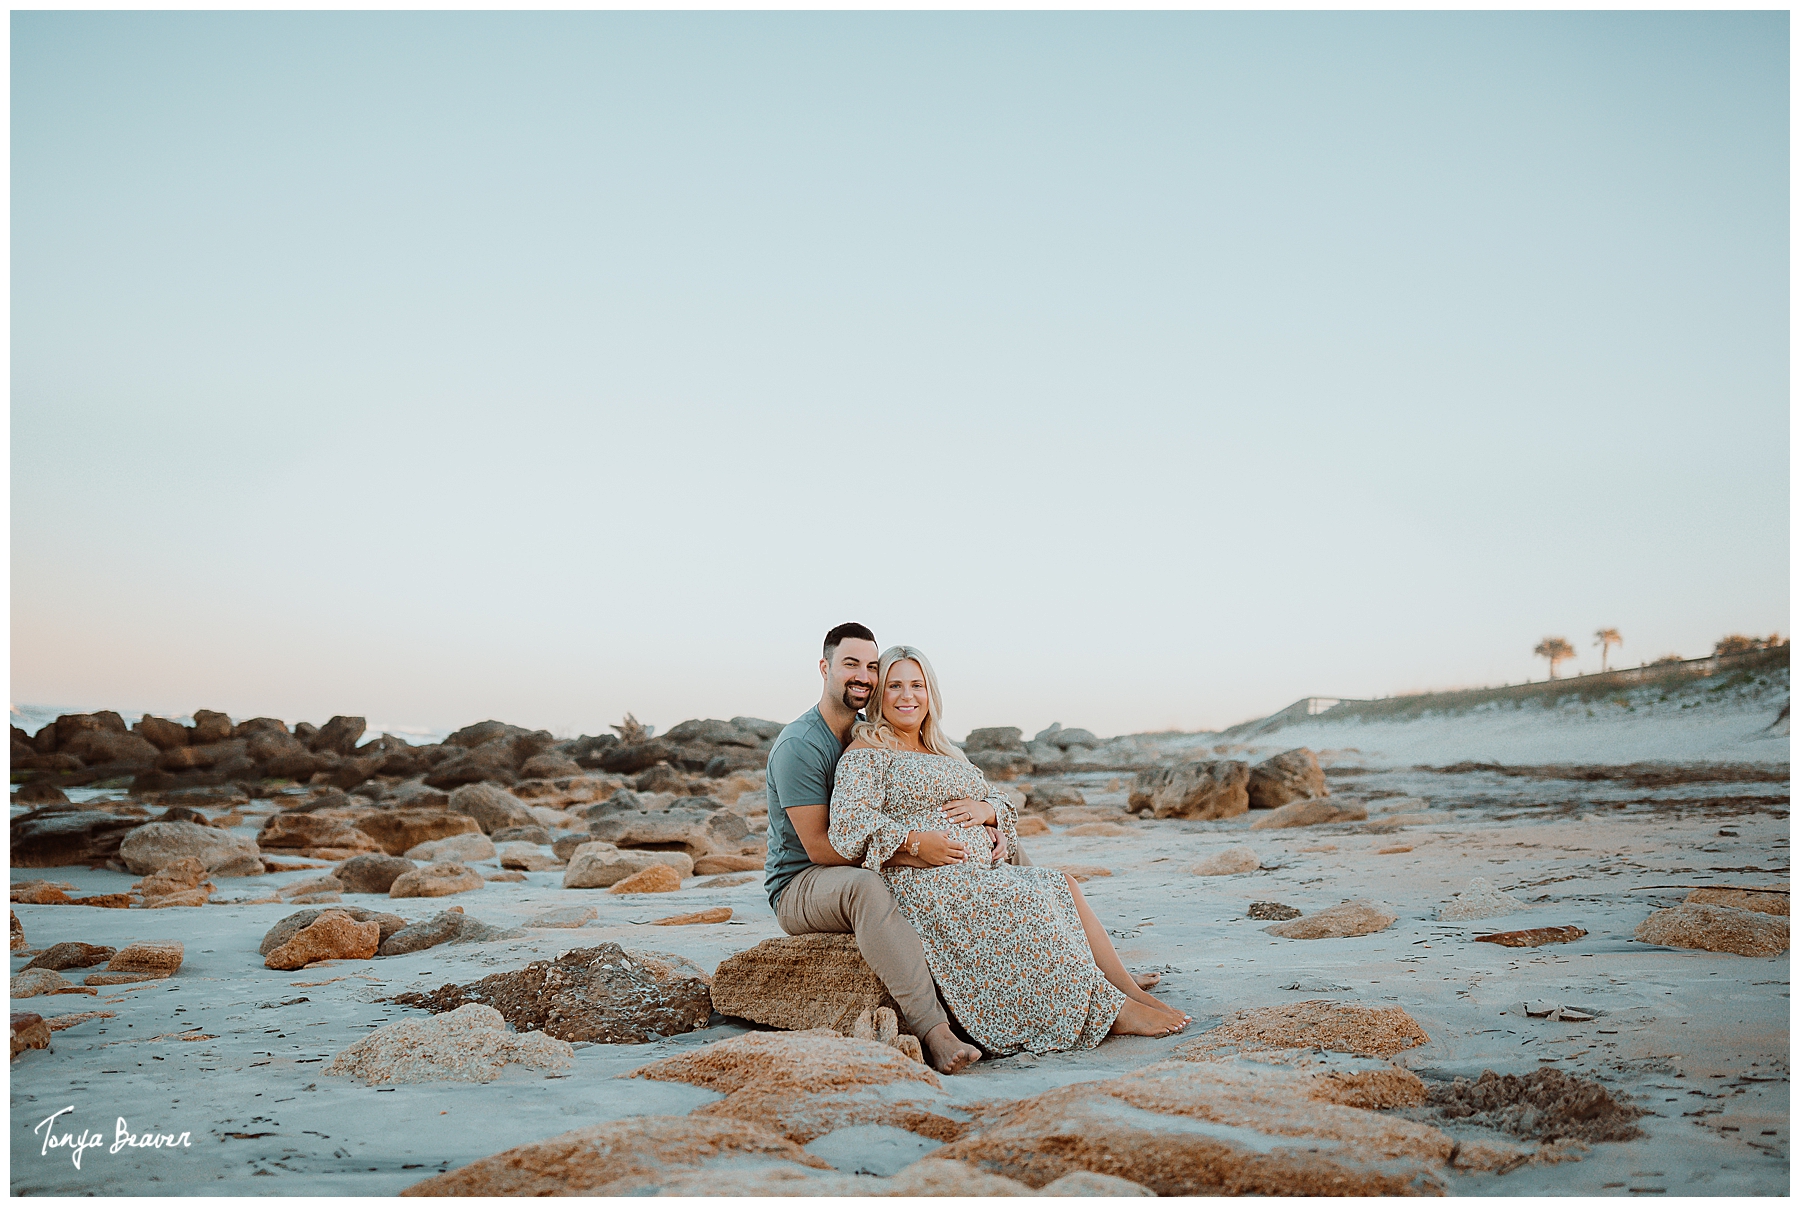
[[1263, 900, 1397, 940], [264, 909, 382, 969], [399, 1116, 830, 1196], [1636, 903, 1790, 956], [390, 862, 485, 898], [631, 1029, 956, 1144], [117, 821, 263, 876], [390, 943, 712, 1043], [133, 856, 214, 907], [1129, 761, 1249, 820], [712, 934, 904, 1036], [1245, 747, 1328, 809], [329, 1002, 574, 1084]]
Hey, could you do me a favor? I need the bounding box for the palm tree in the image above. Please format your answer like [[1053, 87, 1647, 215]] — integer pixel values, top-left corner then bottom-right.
[[1534, 637, 1576, 680], [1594, 628, 1623, 673]]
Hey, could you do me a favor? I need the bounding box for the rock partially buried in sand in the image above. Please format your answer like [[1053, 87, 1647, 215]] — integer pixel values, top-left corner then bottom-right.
[[1474, 925, 1587, 949], [565, 846, 695, 889], [1129, 760, 1249, 820], [1685, 887, 1789, 916], [1193, 846, 1260, 876], [12, 968, 95, 998], [390, 942, 712, 1043], [12, 1012, 52, 1058], [333, 853, 417, 894], [260, 906, 408, 955], [83, 939, 183, 985], [9, 809, 145, 868], [649, 907, 731, 926], [930, 1058, 1454, 1194], [1438, 877, 1525, 922], [712, 934, 902, 1037], [399, 1115, 831, 1196], [403, 832, 497, 863], [378, 908, 524, 956], [1177, 999, 1430, 1059], [1635, 903, 1789, 957], [527, 905, 598, 928], [1246, 747, 1327, 810], [692, 854, 763, 875], [1247, 798, 1368, 830], [1052, 865, 1111, 881], [496, 841, 565, 872], [390, 862, 485, 899], [1263, 900, 1397, 940], [631, 1029, 955, 1144], [264, 909, 381, 970], [610, 865, 683, 894], [22, 942, 116, 971], [329, 1002, 573, 1084], [117, 821, 263, 877]]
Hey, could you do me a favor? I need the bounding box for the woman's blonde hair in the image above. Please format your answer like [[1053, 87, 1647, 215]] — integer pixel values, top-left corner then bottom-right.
[[851, 645, 970, 761]]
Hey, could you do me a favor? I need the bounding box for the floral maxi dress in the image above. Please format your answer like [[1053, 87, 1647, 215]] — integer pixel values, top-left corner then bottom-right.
[[827, 747, 1127, 1055]]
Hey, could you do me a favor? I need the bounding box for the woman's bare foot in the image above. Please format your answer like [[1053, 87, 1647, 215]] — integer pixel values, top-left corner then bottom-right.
[[923, 1023, 982, 1074], [1133, 970, 1162, 990], [1109, 998, 1189, 1038]]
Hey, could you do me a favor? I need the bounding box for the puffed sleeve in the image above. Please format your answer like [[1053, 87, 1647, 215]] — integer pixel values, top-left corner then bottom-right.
[[827, 749, 910, 871]]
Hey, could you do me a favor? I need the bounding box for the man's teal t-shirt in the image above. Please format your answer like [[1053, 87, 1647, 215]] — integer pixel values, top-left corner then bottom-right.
[[762, 705, 850, 909]]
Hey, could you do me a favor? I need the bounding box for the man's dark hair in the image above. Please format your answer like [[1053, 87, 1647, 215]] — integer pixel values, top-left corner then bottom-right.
[[823, 622, 877, 661]]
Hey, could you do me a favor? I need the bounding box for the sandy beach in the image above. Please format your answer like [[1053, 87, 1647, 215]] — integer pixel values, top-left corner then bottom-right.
[[10, 662, 1788, 1196]]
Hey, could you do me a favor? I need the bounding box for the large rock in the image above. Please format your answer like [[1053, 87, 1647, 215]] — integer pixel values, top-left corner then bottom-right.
[[246, 728, 306, 762], [260, 907, 407, 955], [378, 907, 523, 956], [257, 813, 384, 857], [1264, 900, 1397, 940], [260, 751, 331, 782], [1247, 797, 1368, 830], [84, 940, 183, 985], [10, 809, 145, 867], [1192, 847, 1261, 876], [583, 804, 750, 858], [22, 942, 116, 972], [404, 832, 497, 863], [497, 842, 564, 871], [399, 1116, 828, 1196], [329, 1002, 573, 1083], [13, 781, 70, 805], [520, 753, 584, 780], [155, 738, 249, 772], [1686, 887, 1789, 916], [492, 825, 554, 846], [1129, 761, 1249, 820], [12, 969, 87, 998], [134, 856, 213, 905], [310, 715, 367, 755], [334, 853, 417, 894], [449, 782, 539, 834], [390, 942, 712, 1043], [964, 727, 1026, 753], [564, 845, 694, 888], [967, 751, 1032, 781], [264, 909, 381, 969], [631, 1029, 955, 1144], [712, 934, 903, 1035], [930, 1059, 1454, 1194], [190, 709, 233, 742], [1636, 903, 1789, 956], [133, 715, 190, 751], [1022, 783, 1085, 812], [351, 809, 481, 856], [1246, 748, 1327, 810], [117, 821, 263, 876], [390, 862, 485, 898], [61, 728, 159, 768], [665, 718, 763, 748]]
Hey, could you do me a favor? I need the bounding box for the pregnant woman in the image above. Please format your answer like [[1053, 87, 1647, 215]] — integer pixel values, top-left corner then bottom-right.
[[827, 645, 1189, 1059]]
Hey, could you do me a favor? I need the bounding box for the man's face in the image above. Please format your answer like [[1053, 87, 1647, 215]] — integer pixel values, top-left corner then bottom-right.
[[821, 638, 880, 712]]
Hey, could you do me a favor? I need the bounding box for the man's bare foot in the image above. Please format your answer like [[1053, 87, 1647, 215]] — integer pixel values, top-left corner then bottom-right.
[[923, 1023, 982, 1074], [1109, 998, 1189, 1038], [1133, 970, 1162, 990]]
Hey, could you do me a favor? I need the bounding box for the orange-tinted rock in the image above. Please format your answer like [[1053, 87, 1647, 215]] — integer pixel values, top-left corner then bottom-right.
[[609, 864, 683, 894], [692, 854, 763, 875], [258, 813, 384, 856], [650, 907, 732, 926], [712, 934, 902, 1036], [264, 909, 381, 970], [1636, 903, 1789, 957], [1176, 999, 1429, 1060], [349, 809, 481, 857], [12, 1012, 51, 1059], [83, 939, 183, 984], [1685, 887, 1789, 916], [1248, 798, 1369, 830], [1015, 816, 1052, 837], [22, 942, 116, 971], [1263, 900, 1396, 939], [389, 862, 485, 898], [1474, 926, 1587, 948]]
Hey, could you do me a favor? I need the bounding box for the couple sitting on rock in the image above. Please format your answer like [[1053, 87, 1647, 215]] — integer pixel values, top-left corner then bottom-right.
[[762, 622, 1189, 1075]]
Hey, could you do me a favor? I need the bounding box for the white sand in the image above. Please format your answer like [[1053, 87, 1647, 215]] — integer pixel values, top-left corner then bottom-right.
[[10, 685, 1789, 1195]]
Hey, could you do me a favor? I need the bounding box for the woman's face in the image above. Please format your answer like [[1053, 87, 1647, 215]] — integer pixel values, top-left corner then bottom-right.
[[882, 659, 929, 734]]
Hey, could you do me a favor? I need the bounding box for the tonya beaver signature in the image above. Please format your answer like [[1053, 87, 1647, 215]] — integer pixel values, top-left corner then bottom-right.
[[33, 1106, 192, 1169]]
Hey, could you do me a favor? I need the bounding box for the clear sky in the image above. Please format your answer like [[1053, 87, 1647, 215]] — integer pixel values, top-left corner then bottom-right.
[[10, 11, 1790, 740]]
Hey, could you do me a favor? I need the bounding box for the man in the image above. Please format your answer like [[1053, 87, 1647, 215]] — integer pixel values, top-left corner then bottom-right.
[[763, 622, 1001, 1074]]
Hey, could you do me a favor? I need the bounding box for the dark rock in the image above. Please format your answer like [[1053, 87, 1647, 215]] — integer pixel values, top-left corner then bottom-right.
[[964, 727, 1026, 753], [491, 825, 553, 846], [232, 717, 290, 738], [728, 717, 784, 743], [568, 734, 622, 769], [1427, 1068, 1645, 1144], [376, 908, 523, 956], [13, 782, 69, 805], [133, 716, 190, 751], [635, 765, 686, 794], [309, 716, 367, 756], [159, 806, 214, 827], [446, 720, 519, 748], [281, 790, 356, 814], [520, 753, 583, 779], [260, 752, 330, 782], [553, 832, 598, 861], [968, 750, 1032, 781], [1247, 748, 1328, 810], [1247, 902, 1303, 921], [334, 853, 417, 894], [328, 756, 381, 791], [10, 809, 144, 867], [259, 907, 408, 956], [156, 739, 249, 772], [22, 942, 116, 971], [293, 721, 320, 745], [61, 729, 159, 768], [1130, 761, 1251, 820], [703, 751, 766, 778], [376, 749, 426, 777], [390, 943, 712, 1043], [595, 740, 678, 775], [423, 741, 520, 789], [190, 710, 233, 744], [246, 729, 307, 762], [582, 805, 749, 858], [55, 712, 128, 743], [448, 782, 537, 834], [664, 719, 761, 749]]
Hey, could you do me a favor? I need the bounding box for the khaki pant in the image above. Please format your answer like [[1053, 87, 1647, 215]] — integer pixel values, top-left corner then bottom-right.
[[772, 838, 1032, 1039]]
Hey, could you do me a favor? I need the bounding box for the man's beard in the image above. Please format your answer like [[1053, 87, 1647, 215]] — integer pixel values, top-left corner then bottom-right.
[[841, 682, 872, 711]]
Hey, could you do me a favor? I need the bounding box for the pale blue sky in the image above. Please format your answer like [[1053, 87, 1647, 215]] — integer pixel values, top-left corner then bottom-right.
[[11, 12, 1789, 739]]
